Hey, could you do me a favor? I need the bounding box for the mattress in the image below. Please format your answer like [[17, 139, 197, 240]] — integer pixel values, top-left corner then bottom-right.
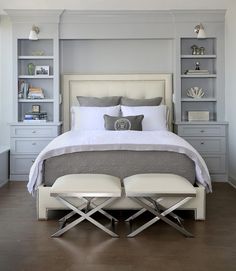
[[43, 150, 195, 186]]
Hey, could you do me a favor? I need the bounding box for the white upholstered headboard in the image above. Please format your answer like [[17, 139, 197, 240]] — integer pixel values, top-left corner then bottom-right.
[[62, 74, 173, 132]]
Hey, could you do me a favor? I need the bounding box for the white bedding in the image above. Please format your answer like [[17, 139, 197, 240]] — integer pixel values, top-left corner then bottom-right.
[[28, 130, 211, 195]]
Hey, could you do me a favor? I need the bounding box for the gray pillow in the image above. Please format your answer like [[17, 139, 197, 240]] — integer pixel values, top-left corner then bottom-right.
[[77, 96, 121, 107], [104, 114, 144, 131], [121, 97, 162, 106]]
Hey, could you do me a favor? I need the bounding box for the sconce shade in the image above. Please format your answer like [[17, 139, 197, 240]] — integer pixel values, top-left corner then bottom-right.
[[29, 25, 40, 40], [194, 23, 206, 39], [29, 30, 38, 40], [197, 28, 206, 39]]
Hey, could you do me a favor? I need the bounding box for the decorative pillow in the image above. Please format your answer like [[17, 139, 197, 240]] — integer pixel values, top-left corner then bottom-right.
[[71, 105, 120, 130], [121, 105, 168, 131], [77, 96, 121, 107], [104, 114, 144, 131], [121, 97, 162, 106]]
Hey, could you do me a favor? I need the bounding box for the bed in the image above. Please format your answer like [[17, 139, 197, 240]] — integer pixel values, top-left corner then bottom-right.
[[32, 74, 208, 220]]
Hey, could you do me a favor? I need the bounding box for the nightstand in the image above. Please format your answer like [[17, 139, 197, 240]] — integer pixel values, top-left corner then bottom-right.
[[174, 122, 228, 181], [10, 123, 61, 181]]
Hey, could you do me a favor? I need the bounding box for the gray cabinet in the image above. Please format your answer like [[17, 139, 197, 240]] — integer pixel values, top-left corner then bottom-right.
[[175, 123, 228, 181], [10, 124, 61, 181]]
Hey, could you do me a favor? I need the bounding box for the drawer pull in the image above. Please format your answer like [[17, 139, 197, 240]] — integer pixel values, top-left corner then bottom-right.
[[32, 142, 36, 146], [200, 130, 205, 133], [200, 142, 205, 145], [32, 130, 36, 134], [32, 160, 35, 163]]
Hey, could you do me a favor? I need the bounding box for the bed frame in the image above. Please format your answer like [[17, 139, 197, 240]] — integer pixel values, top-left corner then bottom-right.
[[37, 74, 206, 220]]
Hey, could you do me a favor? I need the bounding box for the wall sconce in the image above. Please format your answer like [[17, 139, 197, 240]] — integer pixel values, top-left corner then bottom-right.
[[29, 25, 40, 40], [194, 23, 206, 39]]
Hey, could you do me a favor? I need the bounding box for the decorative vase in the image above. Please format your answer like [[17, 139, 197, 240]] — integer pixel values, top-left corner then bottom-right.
[[27, 63, 35, 75]]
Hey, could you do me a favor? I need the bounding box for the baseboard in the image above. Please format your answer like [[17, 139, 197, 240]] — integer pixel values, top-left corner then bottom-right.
[[10, 175, 28, 181], [0, 180, 8, 188], [210, 174, 228, 182], [228, 177, 236, 189]]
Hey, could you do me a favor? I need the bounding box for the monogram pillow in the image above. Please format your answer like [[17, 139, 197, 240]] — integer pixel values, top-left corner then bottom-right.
[[104, 114, 144, 131]]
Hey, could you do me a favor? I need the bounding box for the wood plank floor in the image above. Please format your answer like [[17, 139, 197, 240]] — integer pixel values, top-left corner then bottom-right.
[[0, 182, 236, 271]]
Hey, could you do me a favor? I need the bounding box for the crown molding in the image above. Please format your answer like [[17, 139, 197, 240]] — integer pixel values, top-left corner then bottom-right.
[[5, 9, 64, 23]]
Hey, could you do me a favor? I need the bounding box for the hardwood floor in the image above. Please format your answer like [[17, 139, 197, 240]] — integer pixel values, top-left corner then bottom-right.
[[0, 182, 236, 271]]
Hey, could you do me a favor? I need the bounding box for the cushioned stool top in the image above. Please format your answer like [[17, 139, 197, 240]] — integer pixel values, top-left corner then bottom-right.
[[51, 174, 121, 197], [124, 174, 196, 196]]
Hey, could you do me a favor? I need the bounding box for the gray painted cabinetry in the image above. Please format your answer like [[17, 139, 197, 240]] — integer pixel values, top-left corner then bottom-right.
[[174, 124, 228, 181], [8, 11, 62, 181], [10, 125, 60, 180], [174, 35, 228, 181]]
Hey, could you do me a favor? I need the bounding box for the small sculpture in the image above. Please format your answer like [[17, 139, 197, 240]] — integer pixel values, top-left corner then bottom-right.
[[195, 61, 200, 70], [27, 63, 35, 75], [191, 45, 198, 55], [199, 47, 205, 55], [186, 87, 205, 98]]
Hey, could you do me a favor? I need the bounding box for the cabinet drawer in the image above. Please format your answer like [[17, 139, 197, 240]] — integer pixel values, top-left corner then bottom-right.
[[203, 155, 226, 174], [184, 137, 226, 154], [11, 126, 59, 138], [177, 125, 226, 137], [11, 138, 52, 154], [10, 155, 37, 175]]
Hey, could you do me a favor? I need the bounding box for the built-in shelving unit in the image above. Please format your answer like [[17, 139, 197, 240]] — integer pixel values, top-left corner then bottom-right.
[[175, 37, 228, 181], [16, 39, 57, 122], [180, 38, 217, 122], [10, 16, 62, 181]]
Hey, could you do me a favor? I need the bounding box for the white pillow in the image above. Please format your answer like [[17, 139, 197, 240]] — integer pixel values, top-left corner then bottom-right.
[[71, 105, 121, 131], [121, 105, 168, 131]]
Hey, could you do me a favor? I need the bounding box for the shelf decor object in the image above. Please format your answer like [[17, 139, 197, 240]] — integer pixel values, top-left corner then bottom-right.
[[188, 111, 209, 121], [186, 87, 205, 98]]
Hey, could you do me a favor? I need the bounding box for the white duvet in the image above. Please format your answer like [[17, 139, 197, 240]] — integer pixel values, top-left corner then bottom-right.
[[28, 130, 211, 195]]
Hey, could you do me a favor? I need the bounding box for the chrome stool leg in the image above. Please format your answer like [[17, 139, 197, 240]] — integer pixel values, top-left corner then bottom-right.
[[52, 196, 119, 238], [127, 197, 193, 238]]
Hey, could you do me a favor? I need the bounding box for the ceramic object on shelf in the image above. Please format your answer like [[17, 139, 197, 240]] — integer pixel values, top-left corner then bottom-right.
[[186, 87, 205, 98], [27, 63, 35, 75]]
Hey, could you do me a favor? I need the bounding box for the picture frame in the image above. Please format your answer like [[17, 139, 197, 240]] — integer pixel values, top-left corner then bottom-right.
[[35, 66, 49, 76], [32, 104, 40, 113]]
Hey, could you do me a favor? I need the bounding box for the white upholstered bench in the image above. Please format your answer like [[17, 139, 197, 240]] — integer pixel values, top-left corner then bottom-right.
[[124, 174, 196, 238], [50, 174, 121, 237]]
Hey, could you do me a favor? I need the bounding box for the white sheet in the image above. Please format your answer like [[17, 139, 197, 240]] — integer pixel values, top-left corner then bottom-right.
[[27, 130, 211, 195]]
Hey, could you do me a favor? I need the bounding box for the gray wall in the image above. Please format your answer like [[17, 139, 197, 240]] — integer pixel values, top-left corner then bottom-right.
[[0, 16, 12, 146], [225, 2, 236, 186], [60, 39, 173, 74]]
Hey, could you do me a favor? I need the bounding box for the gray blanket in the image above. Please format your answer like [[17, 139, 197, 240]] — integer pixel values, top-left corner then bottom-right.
[[43, 150, 195, 186]]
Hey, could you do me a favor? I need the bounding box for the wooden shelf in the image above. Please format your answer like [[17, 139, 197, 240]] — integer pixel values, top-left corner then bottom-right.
[[18, 75, 54, 79], [181, 98, 217, 102], [181, 74, 217, 78], [18, 99, 54, 103], [181, 55, 216, 59], [18, 56, 54, 60]]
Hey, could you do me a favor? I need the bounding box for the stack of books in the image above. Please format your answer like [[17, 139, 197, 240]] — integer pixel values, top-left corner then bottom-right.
[[27, 87, 45, 99], [24, 112, 47, 123], [184, 69, 209, 75]]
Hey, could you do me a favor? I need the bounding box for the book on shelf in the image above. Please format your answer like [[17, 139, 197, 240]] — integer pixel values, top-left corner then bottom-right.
[[184, 69, 209, 75], [24, 111, 47, 121], [27, 87, 45, 99], [23, 119, 47, 123]]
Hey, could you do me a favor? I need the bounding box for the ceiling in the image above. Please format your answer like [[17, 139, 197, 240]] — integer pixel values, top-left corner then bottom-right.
[[0, 0, 233, 15]]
